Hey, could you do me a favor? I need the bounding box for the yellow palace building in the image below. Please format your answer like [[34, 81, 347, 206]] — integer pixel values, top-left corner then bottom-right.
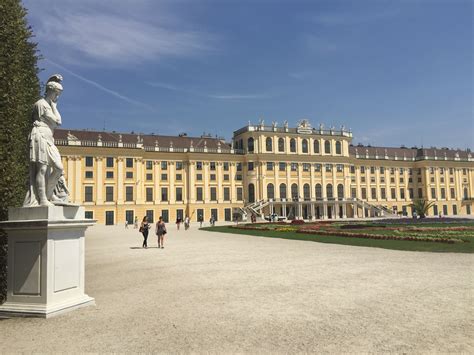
[[55, 120, 474, 224]]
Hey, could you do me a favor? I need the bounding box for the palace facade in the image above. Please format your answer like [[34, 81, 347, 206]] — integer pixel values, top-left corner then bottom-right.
[[55, 121, 474, 224]]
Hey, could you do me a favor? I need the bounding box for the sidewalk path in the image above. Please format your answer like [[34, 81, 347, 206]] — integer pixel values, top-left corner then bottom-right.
[[1, 224, 472, 353]]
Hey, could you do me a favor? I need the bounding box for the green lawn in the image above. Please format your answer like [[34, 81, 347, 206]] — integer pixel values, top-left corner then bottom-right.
[[202, 225, 474, 253]]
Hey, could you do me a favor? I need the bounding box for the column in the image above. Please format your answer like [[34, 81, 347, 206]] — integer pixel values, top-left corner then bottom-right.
[[135, 158, 143, 204], [96, 157, 103, 204], [117, 158, 124, 204], [154, 160, 160, 204], [204, 162, 209, 203], [169, 161, 175, 203]]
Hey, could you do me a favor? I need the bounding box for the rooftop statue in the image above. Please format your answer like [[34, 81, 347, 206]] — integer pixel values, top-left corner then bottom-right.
[[24, 74, 69, 206]]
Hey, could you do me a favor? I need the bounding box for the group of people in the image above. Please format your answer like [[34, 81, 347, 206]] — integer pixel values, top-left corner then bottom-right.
[[139, 216, 167, 249], [175, 216, 191, 230]]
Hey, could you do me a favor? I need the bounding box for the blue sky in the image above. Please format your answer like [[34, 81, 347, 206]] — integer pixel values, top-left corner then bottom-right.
[[23, 0, 473, 148]]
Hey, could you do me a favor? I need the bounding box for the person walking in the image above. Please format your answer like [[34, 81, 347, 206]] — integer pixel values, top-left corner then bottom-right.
[[198, 214, 203, 228], [155, 216, 167, 249], [140, 216, 151, 248], [176, 217, 182, 230], [184, 215, 190, 230]]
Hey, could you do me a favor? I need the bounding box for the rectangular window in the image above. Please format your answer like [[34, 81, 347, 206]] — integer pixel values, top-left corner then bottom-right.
[[235, 175, 242, 181], [223, 174, 229, 181], [361, 177, 366, 183], [267, 162, 274, 171], [303, 163, 310, 172], [361, 166, 366, 174], [146, 173, 153, 181], [325, 164, 332, 172], [126, 171, 133, 179], [196, 174, 203, 181], [224, 187, 230, 201], [361, 188, 367, 199], [196, 187, 203, 201], [196, 208, 204, 222], [84, 186, 93, 202], [409, 188, 414, 199], [443, 205, 448, 215], [351, 188, 356, 198], [291, 163, 298, 171], [125, 186, 133, 201], [161, 210, 169, 223], [161, 173, 168, 181], [106, 171, 114, 179], [106, 157, 114, 168], [125, 210, 134, 225], [380, 167, 385, 174], [337, 164, 343, 172], [399, 177, 404, 183], [105, 186, 114, 202], [371, 188, 376, 199], [176, 174, 182, 181], [400, 168, 404, 174], [279, 162, 286, 171], [350, 165, 355, 174], [224, 208, 231, 221], [85, 171, 93, 179], [146, 210, 154, 223], [176, 209, 184, 221], [380, 177, 385, 183], [210, 174, 216, 181], [146, 160, 153, 170], [85, 211, 94, 219], [370, 177, 376, 183], [418, 188, 423, 198], [176, 187, 183, 201], [105, 211, 114, 225], [126, 158, 133, 168], [236, 163, 242, 171], [237, 187, 243, 201], [223, 162, 229, 171], [391, 188, 396, 199], [390, 168, 395, 175], [314, 164, 321, 172], [85, 156, 94, 167], [390, 177, 395, 183], [453, 205, 458, 215], [210, 162, 216, 171], [433, 205, 438, 216], [146, 187, 153, 202], [370, 166, 375, 174], [211, 208, 218, 221], [400, 189, 405, 199], [441, 188, 446, 199], [161, 161, 168, 170], [450, 188, 455, 199], [196, 161, 203, 170], [176, 161, 183, 170], [431, 188, 436, 199], [381, 188, 386, 199], [161, 187, 168, 201], [210, 187, 217, 201], [248, 162, 254, 171]]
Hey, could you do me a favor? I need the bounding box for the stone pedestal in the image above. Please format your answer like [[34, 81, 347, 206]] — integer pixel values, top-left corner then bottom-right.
[[0, 205, 95, 318]]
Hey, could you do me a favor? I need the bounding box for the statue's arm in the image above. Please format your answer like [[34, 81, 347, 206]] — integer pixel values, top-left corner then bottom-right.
[[41, 103, 61, 126]]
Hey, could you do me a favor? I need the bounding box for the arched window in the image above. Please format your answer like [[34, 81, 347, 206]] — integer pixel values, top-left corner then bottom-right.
[[326, 184, 333, 199], [324, 140, 331, 154], [248, 183, 255, 203], [278, 138, 285, 152], [337, 184, 344, 200], [335, 141, 342, 155], [266, 137, 273, 152], [314, 140, 320, 154], [267, 183, 275, 199], [290, 138, 296, 152], [302, 139, 308, 153], [303, 183, 310, 200], [247, 137, 254, 153], [279, 183, 287, 199], [315, 184, 322, 200], [291, 183, 298, 200]]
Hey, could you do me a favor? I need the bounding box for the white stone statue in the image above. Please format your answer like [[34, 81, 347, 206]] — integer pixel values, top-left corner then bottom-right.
[[24, 74, 68, 207], [283, 120, 288, 128]]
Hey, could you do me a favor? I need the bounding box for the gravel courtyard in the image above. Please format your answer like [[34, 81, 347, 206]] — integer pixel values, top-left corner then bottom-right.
[[1, 223, 473, 353]]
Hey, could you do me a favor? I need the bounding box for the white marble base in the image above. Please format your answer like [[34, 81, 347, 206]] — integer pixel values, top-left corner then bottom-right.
[[0, 206, 95, 318]]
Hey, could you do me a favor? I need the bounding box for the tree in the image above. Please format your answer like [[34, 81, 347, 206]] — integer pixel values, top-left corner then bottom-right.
[[0, 0, 41, 303], [410, 199, 436, 218]]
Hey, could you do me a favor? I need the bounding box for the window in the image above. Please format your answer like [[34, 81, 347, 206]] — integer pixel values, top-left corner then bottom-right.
[[85, 156, 93, 167], [291, 184, 298, 200], [176, 187, 183, 201], [302, 139, 308, 153], [105, 211, 114, 225], [361, 177, 366, 183], [210, 162, 216, 171], [279, 162, 286, 171], [161, 173, 168, 181], [126, 171, 133, 179], [106, 157, 114, 168], [400, 167, 404, 174], [211, 209, 218, 222], [409, 188, 414, 199], [335, 141, 342, 154], [224, 187, 230, 201], [266, 162, 274, 171], [175, 174, 182, 181], [326, 184, 333, 199], [106, 171, 114, 179], [236, 163, 242, 171], [85, 171, 93, 179], [161, 187, 168, 201], [380, 167, 385, 174], [464, 187, 469, 199], [210, 174, 216, 181], [85, 211, 93, 219], [361, 188, 367, 200], [223, 162, 229, 171], [176, 161, 183, 170], [146, 160, 153, 170], [313, 140, 320, 154], [235, 175, 242, 181], [126, 158, 133, 168], [237, 187, 243, 201], [390, 168, 395, 175], [290, 138, 296, 152], [370, 166, 375, 174], [280, 183, 287, 199], [371, 188, 376, 200], [196, 161, 203, 170], [223, 174, 229, 181], [303, 184, 310, 200], [336, 164, 343, 172], [381, 188, 386, 199], [442, 205, 448, 215], [266, 137, 273, 152], [453, 205, 458, 215], [399, 177, 404, 183], [210, 187, 217, 201], [432, 205, 438, 216], [196, 174, 202, 181], [248, 162, 254, 171], [161, 161, 168, 170], [146, 187, 153, 202], [161, 210, 169, 223], [146, 210, 154, 223], [400, 189, 405, 199], [84, 186, 93, 202], [337, 184, 344, 200], [126, 186, 133, 201], [247, 137, 254, 152], [391, 188, 396, 199], [351, 188, 357, 198], [303, 163, 310, 172], [196, 208, 204, 222], [225, 208, 232, 221], [291, 163, 297, 171], [106, 186, 114, 202], [324, 140, 331, 154], [278, 138, 285, 152], [267, 183, 275, 199], [418, 188, 423, 198], [361, 166, 366, 174], [431, 188, 436, 199], [125, 210, 134, 225], [315, 184, 322, 199], [450, 188, 455, 199], [196, 187, 203, 201], [441, 188, 446, 199], [314, 164, 321, 172], [325, 164, 332, 172]]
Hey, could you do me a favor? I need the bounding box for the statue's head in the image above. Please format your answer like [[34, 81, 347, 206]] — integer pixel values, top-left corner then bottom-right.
[[45, 74, 63, 102]]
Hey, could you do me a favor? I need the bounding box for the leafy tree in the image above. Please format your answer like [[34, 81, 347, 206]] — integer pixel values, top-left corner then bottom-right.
[[0, 0, 41, 303], [410, 199, 436, 218]]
